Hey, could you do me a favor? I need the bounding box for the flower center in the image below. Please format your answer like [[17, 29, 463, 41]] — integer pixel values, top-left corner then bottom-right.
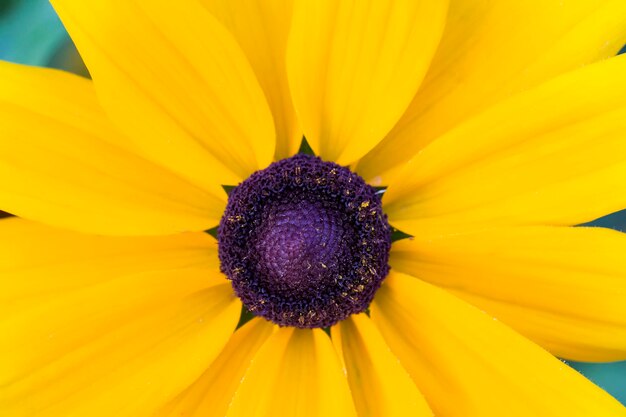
[[218, 154, 391, 328]]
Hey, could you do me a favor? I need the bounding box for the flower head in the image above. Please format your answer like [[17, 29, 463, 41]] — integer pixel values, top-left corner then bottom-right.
[[2, 1, 626, 416]]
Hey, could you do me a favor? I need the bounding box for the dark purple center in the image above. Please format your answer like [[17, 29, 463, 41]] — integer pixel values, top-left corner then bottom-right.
[[217, 154, 391, 328]]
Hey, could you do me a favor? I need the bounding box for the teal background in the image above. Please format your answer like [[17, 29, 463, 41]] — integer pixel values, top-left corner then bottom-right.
[[0, 0, 65, 65], [1, 0, 625, 406], [0, 0, 86, 73]]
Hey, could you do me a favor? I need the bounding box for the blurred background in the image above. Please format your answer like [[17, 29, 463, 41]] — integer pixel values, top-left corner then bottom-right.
[[1, 0, 625, 405], [0, 0, 86, 75]]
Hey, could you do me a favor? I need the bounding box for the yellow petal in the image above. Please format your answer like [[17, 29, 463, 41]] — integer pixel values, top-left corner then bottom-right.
[[0, 278, 239, 417], [391, 226, 626, 362], [0, 220, 241, 416], [371, 272, 626, 417], [0, 61, 224, 235], [287, 0, 448, 165], [51, 0, 275, 190], [155, 318, 274, 417], [384, 54, 626, 237], [332, 314, 432, 417], [226, 328, 357, 417], [0, 218, 220, 315], [202, 0, 301, 160], [357, 0, 626, 183]]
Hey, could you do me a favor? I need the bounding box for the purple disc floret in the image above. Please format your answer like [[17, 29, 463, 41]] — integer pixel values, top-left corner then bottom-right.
[[218, 154, 391, 328]]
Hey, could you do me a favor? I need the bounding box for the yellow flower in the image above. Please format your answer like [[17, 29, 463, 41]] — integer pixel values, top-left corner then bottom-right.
[[1, 1, 626, 416]]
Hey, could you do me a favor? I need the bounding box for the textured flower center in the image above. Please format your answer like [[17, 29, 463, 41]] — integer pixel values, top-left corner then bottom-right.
[[218, 154, 392, 328]]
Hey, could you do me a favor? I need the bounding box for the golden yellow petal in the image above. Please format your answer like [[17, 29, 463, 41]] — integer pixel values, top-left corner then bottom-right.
[[372, 272, 626, 417], [1, 277, 235, 413], [51, 0, 275, 190], [0, 218, 220, 315], [287, 0, 448, 165], [358, 0, 626, 184], [202, 0, 301, 159], [391, 226, 626, 361], [0, 61, 223, 235], [332, 314, 433, 417], [226, 328, 357, 417], [155, 318, 274, 417], [0, 219, 240, 416], [385, 54, 626, 236]]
